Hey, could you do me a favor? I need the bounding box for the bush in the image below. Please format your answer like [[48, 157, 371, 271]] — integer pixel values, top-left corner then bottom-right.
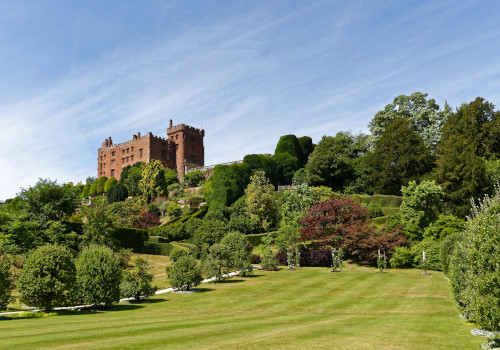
[[168, 255, 202, 291], [120, 257, 157, 301], [299, 246, 332, 267], [250, 254, 261, 264], [104, 177, 118, 193], [221, 232, 253, 276], [389, 246, 414, 268], [228, 215, 261, 234], [90, 180, 98, 196], [169, 246, 189, 262], [75, 245, 122, 306], [423, 214, 465, 240], [0, 255, 14, 311], [107, 184, 128, 204], [17, 244, 75, 312], [261, 248, 278, 271], [411, 237, 441, 271], [204, 163, 252, 207], [97, 176, 108, 194], [184, 171, 205, 187], [112, 227, 148, 252], [245, 233, 269, 247], [440, 232, 462, 276], [167, 183, 183, 198], [144, 242, 174, 256], [116, 248, 133, 268], [202, 244, 231, 282], [167, 203, 182, 218], [367, 202, 384, 218], [192, 220, 229, 249]]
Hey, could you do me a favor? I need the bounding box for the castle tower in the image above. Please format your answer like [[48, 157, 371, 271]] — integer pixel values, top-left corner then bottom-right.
[[167, 119, 205, 177]]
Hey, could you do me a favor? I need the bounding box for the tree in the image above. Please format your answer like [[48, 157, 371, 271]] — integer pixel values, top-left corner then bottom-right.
[[0, 255, 13, 311], [81, 205, 117, 249], [183, 170, 204, 187], [274, 134, 307, 167], [139, 160, 168, 203], [107, 183, 128, 204], [75, 244, 122, 307], [168, 255, 202, 291], [449, 189, 500, 331], [203, 243, 231, 282], [279, 184, 316, 228], [220, 232, 253, 276], [244, 171, 278, 232], [123, 167, 142, 196], [370, 118, 432, 195], [192, 220, 229, 250], [424, 214, 465, 240], [298, 136, 315, 160], [399, 180, 444, 241], [120, 257, 157, 301], [89, 180, 98, 196], [19, 178, 78, 224], [368, 92, 446, 152], [104, 177, 118, 193], [17, 244, 75, 312], [305, 132, 366, 191], [204, 163, 251, 207], [298, 197, 369, 246]]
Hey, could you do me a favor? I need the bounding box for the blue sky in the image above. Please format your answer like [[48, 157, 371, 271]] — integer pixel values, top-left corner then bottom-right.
[[1, 0, 499, 199]]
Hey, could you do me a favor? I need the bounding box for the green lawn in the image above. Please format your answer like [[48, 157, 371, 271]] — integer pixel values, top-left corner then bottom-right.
[[0, 266, 482, 349]]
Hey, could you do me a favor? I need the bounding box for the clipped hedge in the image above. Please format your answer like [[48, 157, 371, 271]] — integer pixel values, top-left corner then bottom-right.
[[148, 236, 170, 243], [144, 242, 174, 256], [112, 227, 148, 252], [245, 233, 270, 247]]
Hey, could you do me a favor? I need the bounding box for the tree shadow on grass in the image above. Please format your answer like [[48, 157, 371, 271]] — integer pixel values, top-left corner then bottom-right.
[[241, 274, 265, 278]]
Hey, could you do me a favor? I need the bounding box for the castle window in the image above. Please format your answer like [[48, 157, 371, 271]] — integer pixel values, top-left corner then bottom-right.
[[139, 148, 143, 157], [131, 155, 134, 161], [111, 151, 115, 156], [127, 148, 129, 154], [131, 147, 134, 152], [111, 159, 115, 164], [176, 135, 178, 140], [100, 156, 103, 161], [162, 150, 166, 159], [111, 169, 115, 177], [167, 153, 170, 161]]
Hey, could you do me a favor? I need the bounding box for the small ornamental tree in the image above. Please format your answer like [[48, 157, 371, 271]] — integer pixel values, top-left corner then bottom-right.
[[202, 243, 231, 282], [244, 171, 278, 232], [17, 244, 76, 312], [168, 255, 202, 291], [104, 177, 118, 193], [96, 176, 108, 194], [139, 160, 168, 204], [184, 171, 205, 187], [298, 197, 369, 246], [81, 205, 117, 250], [121, 257, 157, 301], [0, 255, 14, 311], [75, 244, 122, 307], [220, 232, 253, 276]]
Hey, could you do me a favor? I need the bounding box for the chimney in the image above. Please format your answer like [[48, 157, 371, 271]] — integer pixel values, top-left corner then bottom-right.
[[169, 119, 173, 128], [137, 132, 141, 138]]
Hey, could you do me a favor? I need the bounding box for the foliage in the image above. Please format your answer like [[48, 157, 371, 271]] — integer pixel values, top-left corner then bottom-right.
[[204, 163, 251, 207], [167, 183, 183, 198], [75, 244, 122, 306], [440, 232, 462, 276], [81, 205, 117, 249], [389, 246, 414, 268], [370, 118, 432, 195], [97, 176, 108, 194], [298, 197, 369, 245], [368, 92, 445, 152], [220, 232, 253, 276], [116, 248, 133, 268], [164, 168, 180, 188], [139, 160, 168, 203], [192, 220, 229, 249], [183, 170, 204, 187], [244, 171, 279, 232], [260, 247, 278, 271], [203, 243, 231, 282], [292, 168, 309, 186], [243, 154, 278, 187], [411, 237, 441, 271], [367, 202, 384, 218], [304, 132, 364, 191], [343, 154, 375, 195], [169, 246, 189, 262], [17, 244, 75, 312], [111, 227, 148, 252], [120, 257, 157, 301], [168, 255, 202, 291], [279, 184, 315, 228], [132, 211, 161, 230], [104, 177, 118, 193], [298, 136, 315, 159], [0, 255, 13, 311], [81, 184, 91, 199], [123, 167, 143, 196], [167, 203, 182, 218], [423, 214, 464, 240], [400, 180, 444, 241], [228, 215, 261, 234], [120, 162, 144, 183], [274, 134, 307, 168], [449, 189, 500, 330], [272, 152, 299, 186], [107, 183, 129, 204], [19, 178, 78, 224], [90, 180, 98, 196]]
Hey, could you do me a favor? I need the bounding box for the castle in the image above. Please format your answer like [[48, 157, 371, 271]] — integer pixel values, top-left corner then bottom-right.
[[97, 120, 204, 180]]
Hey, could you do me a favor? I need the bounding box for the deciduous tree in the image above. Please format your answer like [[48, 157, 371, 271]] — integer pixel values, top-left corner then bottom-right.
[[244, 171, 278, 232]]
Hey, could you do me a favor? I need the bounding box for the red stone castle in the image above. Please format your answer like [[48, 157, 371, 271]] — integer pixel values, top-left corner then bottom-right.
[[98, 120, 204, 180]]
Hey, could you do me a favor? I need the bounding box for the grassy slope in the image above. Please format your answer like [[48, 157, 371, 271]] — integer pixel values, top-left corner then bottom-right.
[[0, 265, 481, 350]]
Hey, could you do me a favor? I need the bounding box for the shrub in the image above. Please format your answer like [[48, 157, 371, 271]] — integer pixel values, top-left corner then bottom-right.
[[367, 202, 384, 218], [104, 177, 118, 193], [112, 227, 148, 252], [184, 171, 205, 187], [90, 180, 98, 195], [75, 244, 122, 307], [299, 246, 332, 267], [275, 250, 287, 266], [261, 248, 278, 271], [167, 183, 183, 198], [167, 203, 182, 218], [389, 246, 414, 268], [132, 211, 161, 230], [423, 214, 465, 240], [120, 257, 157, 301], [204, 163, 252, 207], [450, 190, 500, 330], [440, 232, 462, 276], [411, 237, 441, 271], [202, 244, 231, 282], [168, 255, 202, 291], [144, 242, 173, 256], [250, 254, 261, 264], [17, 244, 75, 312], [107, 184, 128, 204], [96, 176, 108, 194], [169, 246, 189, 262], [192, 220, 229, 249], [228, 215, 261, 234], [221, 232, 253, 276], [0, 255, 14, 311]]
